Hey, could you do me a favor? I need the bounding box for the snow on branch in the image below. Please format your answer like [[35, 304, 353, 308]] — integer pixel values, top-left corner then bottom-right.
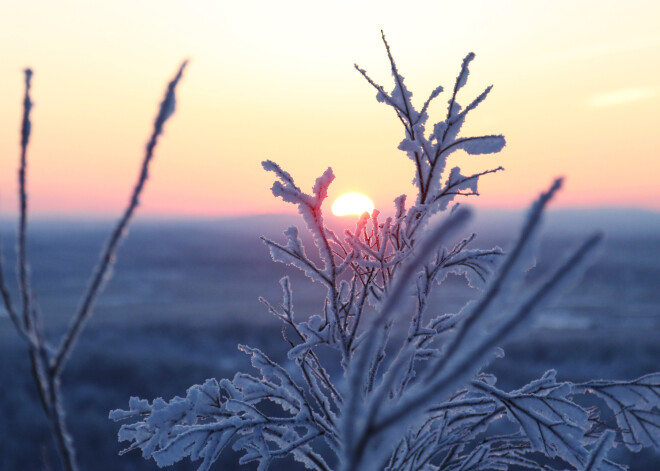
[[576, 373, 660, 452], [112, 34, 656, 471], [53, 60, 189, 376], [2, 62, 188, 471]]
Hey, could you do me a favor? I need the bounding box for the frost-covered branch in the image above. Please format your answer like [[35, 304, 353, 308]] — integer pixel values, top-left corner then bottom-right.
[[113, 34, 657, 471], [2, 63, 187, 471], [575, 373, 660, 452], [18, 68, 34, 333], [52, 60, 188, 375]]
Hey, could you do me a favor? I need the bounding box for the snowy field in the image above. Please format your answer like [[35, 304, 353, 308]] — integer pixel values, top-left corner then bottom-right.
[[0, 211, 659, 470]]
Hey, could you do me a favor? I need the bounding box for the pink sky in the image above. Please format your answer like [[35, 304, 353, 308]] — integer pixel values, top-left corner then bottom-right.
[[0, 1, 658, 219]]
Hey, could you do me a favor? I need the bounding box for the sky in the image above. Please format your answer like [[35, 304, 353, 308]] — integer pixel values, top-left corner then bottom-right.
[[0, 0, 658, 219]]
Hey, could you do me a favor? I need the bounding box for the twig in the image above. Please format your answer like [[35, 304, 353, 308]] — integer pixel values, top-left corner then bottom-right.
[[18, 68, 34, 333], [51, 60, 188, 376], [4, 61, 188, 471]]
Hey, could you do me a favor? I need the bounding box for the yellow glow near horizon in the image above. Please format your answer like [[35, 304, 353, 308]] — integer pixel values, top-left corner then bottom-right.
[[331, 193, 375, 217], [0, 1, 658, 217]]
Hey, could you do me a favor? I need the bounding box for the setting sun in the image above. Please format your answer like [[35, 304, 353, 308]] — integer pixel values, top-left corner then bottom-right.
[[331, 192, 375, 216]]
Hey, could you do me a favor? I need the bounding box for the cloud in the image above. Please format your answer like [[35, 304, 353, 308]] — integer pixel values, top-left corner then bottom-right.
[[588, 87, 657, 107]]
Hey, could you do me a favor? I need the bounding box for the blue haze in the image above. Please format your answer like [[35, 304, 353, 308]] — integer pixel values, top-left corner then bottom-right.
[[0, 209, 658, 470]]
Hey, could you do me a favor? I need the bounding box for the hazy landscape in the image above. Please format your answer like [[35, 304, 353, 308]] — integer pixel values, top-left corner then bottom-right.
[[1, 209, 658, 470]]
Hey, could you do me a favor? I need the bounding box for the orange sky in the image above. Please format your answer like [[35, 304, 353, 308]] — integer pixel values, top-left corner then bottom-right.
[[0, 1, 658, 219]]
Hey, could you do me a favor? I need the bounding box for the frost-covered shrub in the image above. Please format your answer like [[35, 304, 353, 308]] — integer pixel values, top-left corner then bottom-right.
[[111, 33, 660, 471]]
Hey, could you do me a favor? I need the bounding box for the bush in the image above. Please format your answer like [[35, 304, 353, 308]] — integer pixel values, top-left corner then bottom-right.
[[110, 33, 660, 471]]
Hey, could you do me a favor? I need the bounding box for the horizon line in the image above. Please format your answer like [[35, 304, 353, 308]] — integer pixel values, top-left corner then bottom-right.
[[0, 205, 658, 224]]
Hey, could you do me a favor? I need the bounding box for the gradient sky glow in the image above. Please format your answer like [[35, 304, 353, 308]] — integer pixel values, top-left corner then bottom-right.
[[1, 1, 658, 218]]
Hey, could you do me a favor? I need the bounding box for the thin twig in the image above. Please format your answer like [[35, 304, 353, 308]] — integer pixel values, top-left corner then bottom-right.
[[18, 68, 33, 333], [51, 60, 188, 376]]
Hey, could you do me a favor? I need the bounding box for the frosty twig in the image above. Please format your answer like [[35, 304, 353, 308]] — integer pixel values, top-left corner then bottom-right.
[[52, 60, 188, 376], [112, 34, 659, 471], [2, 62, 187, 471]]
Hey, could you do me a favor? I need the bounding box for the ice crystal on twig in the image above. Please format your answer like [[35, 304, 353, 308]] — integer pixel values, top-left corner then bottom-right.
[[112, 34, 659, 471]]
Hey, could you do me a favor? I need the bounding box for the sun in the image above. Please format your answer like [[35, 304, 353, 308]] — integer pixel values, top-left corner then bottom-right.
[[331, 192, 375, 217]]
